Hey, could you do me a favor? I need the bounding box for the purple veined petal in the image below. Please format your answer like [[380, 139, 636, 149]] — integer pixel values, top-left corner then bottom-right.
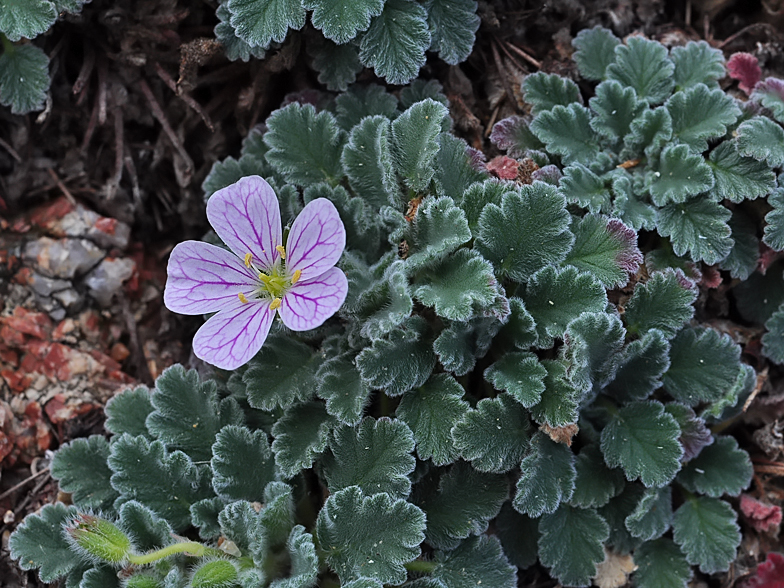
[[285, 198, 346, 279], [164, 241, 258, 315], [192, 296, 275, 370], [207, 175, 282, 270], [279, 267, 348, 331]]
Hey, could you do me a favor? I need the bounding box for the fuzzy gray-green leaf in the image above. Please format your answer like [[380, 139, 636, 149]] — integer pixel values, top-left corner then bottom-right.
[[523, 72, 581, 114], [212, 425, 275, 502], [424, 0, 480, 65], [304, 0, 384, 44], [634, 538, 691, 588], [572, 26, 619, 81], [648, 143, 715, 206], [624, 269, 696, 338], [708, 140, 776, 203], [671, 41, 725, 90], [484, 352, 547, 407], [227, 0, 305, 47], [391, 98, 449, 192], [672, 496, 740, 574], [530, 103, 599, 164], [677, 436, 752, 498], [51, 436, 118, 514], [9, 503, 79, 582], [514, 432, 575, 517], [606, 36, 674, 104], [271, 401, 336, 477], [0, 0, 56, 41], [657, 196, 733, 265], [667, 84, 740, 152], [736, 116, 784, 168], [0, 43, 50, 114]]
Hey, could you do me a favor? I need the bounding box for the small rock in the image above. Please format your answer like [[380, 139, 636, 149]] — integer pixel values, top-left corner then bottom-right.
[[26, 271, 70, 297], [23, 237, 104, 279], [83, 257, 136, 306], [52, 288, 83, 313]]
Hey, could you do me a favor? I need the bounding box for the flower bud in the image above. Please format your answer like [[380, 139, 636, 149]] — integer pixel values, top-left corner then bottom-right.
[[66, 513, 132, 564], [190, 559, 239, 588]]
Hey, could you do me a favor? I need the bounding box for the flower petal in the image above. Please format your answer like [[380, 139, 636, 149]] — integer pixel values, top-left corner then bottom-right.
[[164, 241, 257, 315], [285, 198, 346, 279], [279, 267, 348, 331], [193, 297, 274, 370], [207, 175, 282, 270]]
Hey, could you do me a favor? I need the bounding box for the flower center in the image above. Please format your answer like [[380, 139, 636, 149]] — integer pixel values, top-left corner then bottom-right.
[[238, 248, 301, 307]]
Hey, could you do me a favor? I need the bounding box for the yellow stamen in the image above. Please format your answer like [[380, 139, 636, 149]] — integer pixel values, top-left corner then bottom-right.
[[276, 245, 286, 259], [244, 253, 252, 268], [270, 298, 282, 310], [238, 293, 248, 304], [292, 269, 302, 284]]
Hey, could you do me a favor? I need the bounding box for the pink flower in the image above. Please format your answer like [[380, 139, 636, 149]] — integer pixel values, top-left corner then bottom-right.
[[164, 176, 347, 370]]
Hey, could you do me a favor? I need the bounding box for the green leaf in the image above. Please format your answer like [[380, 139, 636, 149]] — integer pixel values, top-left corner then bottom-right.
[[109, 435, 212, 531], [722, 209, 761, 280], [677, 436, 752, 498], [430, 535, 517, 588], [570, 444, 625, 508], [563, 215, 642, 288], [622, 106, 672, 160], [538, 505, 610, 587], [335, 84, 398, 130], [633, 538, 691, 588], [309, 37, 363, 92], [215, 3, 266, 62], [707, 140, 776, 203], [600, 400, 683, 487], [424, 0, 480, 65], [648, 144, 715, 206], [476, 183, 573, 283], [399, 78, 449, 109], [190, 497, 225, 540], [572, 26, 619, 81], [433, 132, 487, 200], [264, 102, 344, 187], [356, 316, 436, 395], [146, 365, 232, 462], [227, 0, 305, 47], [406, 196, 468, 272], [734, 261, 784, 323], [513, 432, 576, 517], [104, 386, 153, 438], [118, 501, 172, 552], [495, 502, 539, 569], [322, 417, 416, 498], [671, 41, 725, 90], [523, 72, 581, 114], [348, 259, 413, 340], [342, 116, 398, 210], [667, 84, 741, 152], [218, 500, 264, 556], [359, 0, 431, 85], [558, 164, 612, 215], [530, 359, 581, 428], [391, 98, 449, 192], [317, 486, 426, 584], [530, 103, 599, 164], [764, 187, 784, 251], [432, 317, 501, 376], [452, 394, 530, 473], [763, 303, 784, 364], [605, 329, 671, 402], [606, 36, 674, 104], [9, 502, 79, 582], [484, 352, 547, 407], [489, 115, 545, 158], [736, 116, 784, 167], [51, 436, 118, 514], [0, 43, 50, 114], [624, 269, 697, 338], [498, 297, 537, 350], [666, 402, 713, 461], [270, 526, 319, 588], [598, 483, 644, 554], [271, 401, 336, 477], [752, 77, 784, 123], [243, 334, 322, 411], [563, 309, 624, 391], [0, 0, 56, 41], [672, 496, 740, 574], [304, 0, 384, 44], [589, 80, 645, 140], [212, 425, 275, 502], [625, 486, 672, 541], [412, 461, 507, 550], [524, 265, 607, 348], [201, 153, 274, 200], [396, 374, 469, 466], [657, 196, 733, 265], [316, 353, 372, 426], [662, 327, 742, 406]]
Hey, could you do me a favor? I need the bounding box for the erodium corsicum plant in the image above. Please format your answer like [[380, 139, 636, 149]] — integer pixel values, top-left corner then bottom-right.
[[11, 46, 783, 587], [0, 0, 88, 114], [215, 0, 480, 87]]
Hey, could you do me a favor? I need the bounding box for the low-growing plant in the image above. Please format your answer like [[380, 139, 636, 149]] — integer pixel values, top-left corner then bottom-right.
[[9, 31, 784, 588], [0, 0, 89, 114], [215, 0, 481, 87]]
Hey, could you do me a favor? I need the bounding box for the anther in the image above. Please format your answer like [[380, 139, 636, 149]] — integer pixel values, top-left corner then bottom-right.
[[238, 293, 249, 304], [292, 269, 302, 284], [270, 298, 282, 310], [276, 245, 286, 259], [244, 253, 252, 268]]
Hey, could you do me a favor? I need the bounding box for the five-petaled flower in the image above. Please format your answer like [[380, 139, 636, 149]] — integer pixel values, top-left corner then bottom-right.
[[164, 175, 348, 370]]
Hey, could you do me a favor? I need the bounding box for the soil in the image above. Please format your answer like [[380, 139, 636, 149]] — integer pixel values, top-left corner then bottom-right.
[[2, 0, 784, 586]]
